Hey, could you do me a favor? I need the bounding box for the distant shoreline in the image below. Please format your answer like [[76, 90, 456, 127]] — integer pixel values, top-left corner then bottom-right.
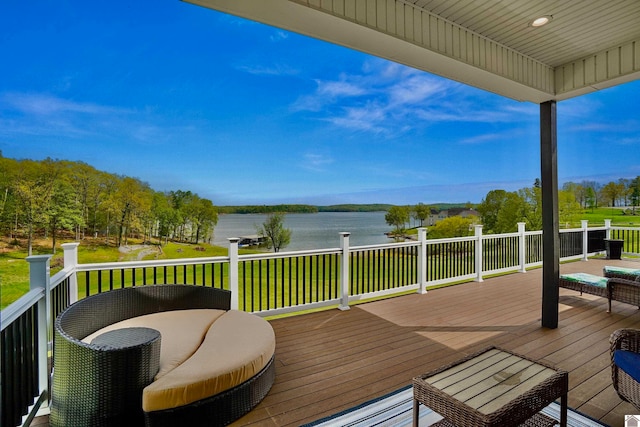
[[217, 203, 468, 214]]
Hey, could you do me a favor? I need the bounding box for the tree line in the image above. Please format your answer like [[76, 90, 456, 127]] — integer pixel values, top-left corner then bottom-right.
[[0, 153, 218, 254], [562, 178, 640, 210], [218, 204, 318, 214], [2, 152, 638, 253], [473, 177, 640, 235], [383, 176, 640, 239]]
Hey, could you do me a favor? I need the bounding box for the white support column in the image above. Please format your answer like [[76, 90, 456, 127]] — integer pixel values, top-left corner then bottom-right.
[[26, 254, 52, 406], [61, 242, 80, 303], [339, 232, 351, 311], [475, 225, 484, 282], [228, 238, 240, 311], [518, 222, 527, 273], [417, 228, 428, 294], [604, 219, 612, 240], [581, 220, 589, 261]]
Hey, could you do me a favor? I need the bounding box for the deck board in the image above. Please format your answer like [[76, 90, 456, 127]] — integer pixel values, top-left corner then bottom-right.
[[33, 258, 640, 427], [236, 258, 640, 427]]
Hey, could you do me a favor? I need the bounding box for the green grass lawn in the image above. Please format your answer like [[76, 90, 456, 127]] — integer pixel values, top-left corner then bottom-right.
[[579, 207, 640, 226], [2, 208, 639, 310], [0, 238, 238, 310]]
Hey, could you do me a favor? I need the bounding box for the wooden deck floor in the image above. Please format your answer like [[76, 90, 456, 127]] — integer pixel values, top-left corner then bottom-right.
[[235, 258, 640, 427], [33, 258, 640, 427]]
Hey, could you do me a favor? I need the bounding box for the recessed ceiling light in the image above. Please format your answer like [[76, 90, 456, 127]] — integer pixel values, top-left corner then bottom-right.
[[530, 15, 552, 27]]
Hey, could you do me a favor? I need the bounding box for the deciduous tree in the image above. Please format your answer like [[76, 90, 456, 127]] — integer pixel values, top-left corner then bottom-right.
[[495, 192, 526, 233], [385, 205, 410, 238], [189, 197, 218, 244], [258, 212, 291, 253], [477, 189, 508, 233], [47, 181, 84, 252], [558, 190, 582, 227], [600, 181, 625, 207], [412, 203, 431, 227], [13, 159, 59, 255], [427, 216, 473, 238]]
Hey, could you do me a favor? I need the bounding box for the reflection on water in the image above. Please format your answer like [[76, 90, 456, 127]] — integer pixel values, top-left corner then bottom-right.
[[212, 212, 395, 251]]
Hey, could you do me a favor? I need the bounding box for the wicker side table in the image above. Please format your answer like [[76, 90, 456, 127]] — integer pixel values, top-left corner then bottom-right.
[[412, 346, 568, 427], [51, 326, 161, 427]]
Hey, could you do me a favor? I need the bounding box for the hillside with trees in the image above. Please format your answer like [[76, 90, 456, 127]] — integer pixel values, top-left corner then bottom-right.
[[562, 178, 640, 212], [2, 151, 639, 255], [477, 177, 640, 234], [0, 153, 218, 254]]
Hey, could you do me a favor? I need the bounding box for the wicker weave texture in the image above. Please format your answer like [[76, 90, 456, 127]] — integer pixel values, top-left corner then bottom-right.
[[610, 328, 640, 410], [50, 326, 161, 426], [604, 271, 640, 282], [558, 277, 609, 298], [51, 285, 233, 427], [603, 275, 640, 308], [430, 411, 557, 427], [559, 275, 640, 313], [144, 355, 276, 427], [413, 346, 568, 427]]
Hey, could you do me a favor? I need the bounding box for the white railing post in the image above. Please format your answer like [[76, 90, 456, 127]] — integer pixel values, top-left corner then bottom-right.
[[604, 219, 612, 240], [581, 220, 589, 261], [228, 238, 240, 310], [417, 228, 428, 294], [518, 222, 527, 273], [339, 232, 351, 311], [61, 242, 80, 303], [475, 225, 484, 282], [26, 254, 52, 407]]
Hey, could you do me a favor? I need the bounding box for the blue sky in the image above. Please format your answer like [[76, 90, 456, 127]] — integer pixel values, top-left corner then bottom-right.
[[2, 1, 639, 206]]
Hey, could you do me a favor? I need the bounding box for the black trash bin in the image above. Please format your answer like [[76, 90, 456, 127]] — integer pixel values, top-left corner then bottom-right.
[[605, 239, 624, 259]]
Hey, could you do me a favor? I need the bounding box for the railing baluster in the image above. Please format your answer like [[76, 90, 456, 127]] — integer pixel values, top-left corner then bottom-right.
[[242, 261, 247, 311], [18, 316, 27, 417], [280, 258, 285, 308], [302, 256, 306, 304], [6, 322, 17, 426], [328, 254, 333, 299], [265, 259, 270, 310], [84, 271, 90, 297]]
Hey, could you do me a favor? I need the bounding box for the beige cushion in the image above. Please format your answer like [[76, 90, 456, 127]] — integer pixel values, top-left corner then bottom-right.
[[82, 309, 226, 379], [142, 310, 276, 412]]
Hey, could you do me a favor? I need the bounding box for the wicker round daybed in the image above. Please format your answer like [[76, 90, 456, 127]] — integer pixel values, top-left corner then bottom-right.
[[50, 285, 276, 427]]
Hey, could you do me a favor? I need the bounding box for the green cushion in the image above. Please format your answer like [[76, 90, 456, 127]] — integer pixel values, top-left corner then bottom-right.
[[604, 266, 640, 277], [560, 273, 608, 288]]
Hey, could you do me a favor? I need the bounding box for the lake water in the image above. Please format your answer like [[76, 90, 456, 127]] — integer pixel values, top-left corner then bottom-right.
[[212, 211, 395, 250]]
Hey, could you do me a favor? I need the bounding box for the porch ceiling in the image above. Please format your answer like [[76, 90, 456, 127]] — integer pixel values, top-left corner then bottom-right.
[[184, 0, 640, 103]]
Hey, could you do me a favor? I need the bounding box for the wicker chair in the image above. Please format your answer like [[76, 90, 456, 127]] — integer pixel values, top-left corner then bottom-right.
[[50, 285, 232, 427], [610, 328, 640, 409], [559, 274, 640, 312], [604, 266, 640, 282]]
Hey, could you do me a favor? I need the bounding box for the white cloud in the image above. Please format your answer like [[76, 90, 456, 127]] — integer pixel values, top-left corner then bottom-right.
[[460, 133, 506, 144], [316, 79, 369, 98], [236, 63, 299, 76], [270, 31, 289, 42], [301, 152, 334, 171], [291, 60, 536, 135], [0, 91, 194, 145], [2, 92, 127, 116], [619, 136, 640, 145], [387, 74, 445, 106]]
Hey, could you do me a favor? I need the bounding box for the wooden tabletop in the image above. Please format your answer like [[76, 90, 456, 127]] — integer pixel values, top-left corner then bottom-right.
[[425, 348, 557, 414], [413, 346, 568, 426]]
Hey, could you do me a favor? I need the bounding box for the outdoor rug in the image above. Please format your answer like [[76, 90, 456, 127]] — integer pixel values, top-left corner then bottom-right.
[[302, 385, 608, 427]]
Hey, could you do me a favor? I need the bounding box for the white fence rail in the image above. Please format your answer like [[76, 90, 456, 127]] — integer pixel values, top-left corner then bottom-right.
[[1, 220, 638, 426]]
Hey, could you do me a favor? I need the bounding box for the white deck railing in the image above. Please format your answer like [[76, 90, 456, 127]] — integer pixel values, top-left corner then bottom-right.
[[2, 219, 639, 426]]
